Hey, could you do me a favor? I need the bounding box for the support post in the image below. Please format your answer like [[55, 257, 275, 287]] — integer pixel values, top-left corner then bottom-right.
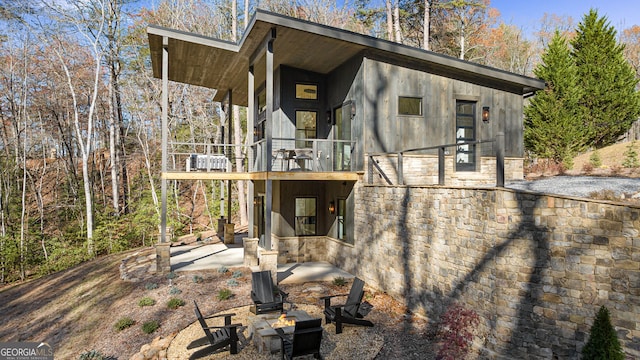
[[496, 132, 505, 187], [438, 147, 445, 185], [248, 66, 255, 238], [397, 152, 404, 185], [264, 30, 275, 251], [227, 90, 233, 224], [158, 36, 170, 273]]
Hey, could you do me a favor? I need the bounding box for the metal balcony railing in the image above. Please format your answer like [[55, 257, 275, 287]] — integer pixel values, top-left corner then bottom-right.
[[167, 138, 355, 173]]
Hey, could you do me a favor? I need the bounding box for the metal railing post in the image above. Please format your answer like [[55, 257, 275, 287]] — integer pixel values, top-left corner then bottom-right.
[[438, 147, 445, 185], [397, 152, 404, 185], [496, 132, 505, 187]]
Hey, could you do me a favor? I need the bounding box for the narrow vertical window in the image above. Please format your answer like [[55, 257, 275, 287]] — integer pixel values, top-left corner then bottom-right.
[[455, 100, 476, 171], [337, 198, 346, 240], [295, 197, 316, 236], [295, 111, 317, 148]]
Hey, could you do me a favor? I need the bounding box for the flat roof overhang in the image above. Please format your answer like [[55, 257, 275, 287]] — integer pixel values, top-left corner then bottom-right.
[[147, 10, 545, 107]]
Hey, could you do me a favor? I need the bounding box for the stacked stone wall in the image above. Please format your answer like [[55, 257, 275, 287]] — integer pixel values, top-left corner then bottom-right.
[[338, 183, 640, 359]]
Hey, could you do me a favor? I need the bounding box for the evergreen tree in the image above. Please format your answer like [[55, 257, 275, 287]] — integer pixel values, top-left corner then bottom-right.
[[582, 306, 625, 360], [524, 31, 587, 165], [572, 9, 640, 148]]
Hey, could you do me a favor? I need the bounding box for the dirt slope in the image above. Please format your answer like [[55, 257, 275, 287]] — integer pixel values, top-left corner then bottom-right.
[[0, 248, 252, 359]]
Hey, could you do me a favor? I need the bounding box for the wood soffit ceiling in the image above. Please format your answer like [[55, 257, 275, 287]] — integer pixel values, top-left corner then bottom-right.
[[148, 10, 545, 107]]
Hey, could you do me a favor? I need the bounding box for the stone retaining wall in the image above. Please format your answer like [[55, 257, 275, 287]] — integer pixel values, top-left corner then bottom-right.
[[335, 183, 640, 359]]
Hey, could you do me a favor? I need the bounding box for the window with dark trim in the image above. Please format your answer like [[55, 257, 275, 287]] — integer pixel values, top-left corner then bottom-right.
[[295, 197, 316, 236], [295, 110, 317, 148], [455, 100, 476, 171], [337, 198, 346, 240], [295, 83, 318, 100], [398, 96, 422, 116]]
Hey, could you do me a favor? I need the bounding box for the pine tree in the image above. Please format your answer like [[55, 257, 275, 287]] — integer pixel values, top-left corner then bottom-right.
[[524, 31, 588, 165], [572, 9, 640, 148], [582, 306, 625, 360]]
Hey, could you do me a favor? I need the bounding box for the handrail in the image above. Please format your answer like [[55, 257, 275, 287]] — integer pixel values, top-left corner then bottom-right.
[[366, 134, 505, 187]]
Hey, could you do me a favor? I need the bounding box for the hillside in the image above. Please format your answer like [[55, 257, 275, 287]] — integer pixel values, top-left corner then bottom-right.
[[565, 141, 640, 177], [0, 248, 252, 358]]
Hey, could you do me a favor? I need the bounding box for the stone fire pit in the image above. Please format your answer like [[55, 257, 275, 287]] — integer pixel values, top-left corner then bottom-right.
[[248, 310, 315, 354]]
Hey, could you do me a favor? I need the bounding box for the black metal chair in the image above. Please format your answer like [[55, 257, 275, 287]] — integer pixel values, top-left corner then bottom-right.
[[320, 277, 374, 334], [250, 270, 288, 314], [275, 318, 323, 360], [187, 301, 242, 359]]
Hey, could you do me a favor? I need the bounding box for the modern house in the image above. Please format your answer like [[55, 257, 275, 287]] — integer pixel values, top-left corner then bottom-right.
[[147, 10, 545, 270]]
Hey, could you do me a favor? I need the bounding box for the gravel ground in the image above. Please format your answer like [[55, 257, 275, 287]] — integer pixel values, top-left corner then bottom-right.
[[506, 176, 640, 198]]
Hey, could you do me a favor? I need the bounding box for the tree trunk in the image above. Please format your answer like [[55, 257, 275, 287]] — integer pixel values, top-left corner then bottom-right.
[[424, 0, 430, 50], [394, 2, 402, 43], [386, 0, 393, 40]]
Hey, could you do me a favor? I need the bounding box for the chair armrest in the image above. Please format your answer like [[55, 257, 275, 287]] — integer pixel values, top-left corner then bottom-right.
[[277, 288, 289, 300], [330, 300, 362, 309], [320, 293, 350, 308], [204, 323, 242, 330], [204, 312, 236, 320], [274, 327, 291, 343]]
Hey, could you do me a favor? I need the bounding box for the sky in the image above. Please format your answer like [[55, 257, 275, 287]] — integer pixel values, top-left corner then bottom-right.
[[490, 0, 640, 35]]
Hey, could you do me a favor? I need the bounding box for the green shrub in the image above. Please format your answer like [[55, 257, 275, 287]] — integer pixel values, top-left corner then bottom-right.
[[169, 286, 182, 295], [622, 141, 639, 168], [142, 320, 160, 334], [217, 289, 233, 300], [232, 270, 243, 278], [217, 266, 229, 273], [582, 306, 624, 360], [138, 297, 156, 307], [332, 276, 347, 286], [113, 317, 135, 332], [192, 275, 204, 283], [166, 271, 177, 279], [167, 297, 185, 309], [226, 279, 238, 287], [589, 150, 602, 168], [144, 282, 158, 290]]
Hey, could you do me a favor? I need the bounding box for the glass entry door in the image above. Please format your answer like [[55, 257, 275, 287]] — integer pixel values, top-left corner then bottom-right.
[[333, 102, 352, 171]]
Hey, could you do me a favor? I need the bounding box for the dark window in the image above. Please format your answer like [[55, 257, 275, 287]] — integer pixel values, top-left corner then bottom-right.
[[295, 110, 317, 148], [398, 96, 422, 116], [295, 197, 316, 236], [337, 198, 346, 240], [455, 100, 476, 171], [295, 83, 318, 100]]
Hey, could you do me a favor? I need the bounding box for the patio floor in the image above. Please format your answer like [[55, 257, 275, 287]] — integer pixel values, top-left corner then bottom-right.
[[170, 233, 354, 284]]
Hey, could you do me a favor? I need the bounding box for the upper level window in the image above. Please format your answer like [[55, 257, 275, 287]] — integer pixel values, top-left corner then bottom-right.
[[398, 96, 422, 116], [296, 83, 318, 100], [257, 89, 266, 114]]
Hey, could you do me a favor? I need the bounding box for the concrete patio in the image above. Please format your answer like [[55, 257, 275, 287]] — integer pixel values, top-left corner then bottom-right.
[[170, 233, 353, 284]]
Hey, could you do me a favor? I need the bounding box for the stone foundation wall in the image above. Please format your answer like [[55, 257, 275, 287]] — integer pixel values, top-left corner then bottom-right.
[[334, 183, 640, 359]]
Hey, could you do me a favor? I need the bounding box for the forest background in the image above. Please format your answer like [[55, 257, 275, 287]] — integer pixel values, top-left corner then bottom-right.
[[1, 0, 640, 284]]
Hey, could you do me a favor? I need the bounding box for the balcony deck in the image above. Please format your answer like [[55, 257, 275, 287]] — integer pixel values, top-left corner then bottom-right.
[[164, 139, 358, 181]]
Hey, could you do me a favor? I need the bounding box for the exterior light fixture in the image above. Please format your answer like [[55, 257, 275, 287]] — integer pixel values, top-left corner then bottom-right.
[[482, 106, 490, 123], [328, 201, 335, 214]]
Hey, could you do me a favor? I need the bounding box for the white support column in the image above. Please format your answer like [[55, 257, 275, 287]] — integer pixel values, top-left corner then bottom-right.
[[264, 34, 274, 251], [248, 65, 255, 239], [160, 36, 168, 244]]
